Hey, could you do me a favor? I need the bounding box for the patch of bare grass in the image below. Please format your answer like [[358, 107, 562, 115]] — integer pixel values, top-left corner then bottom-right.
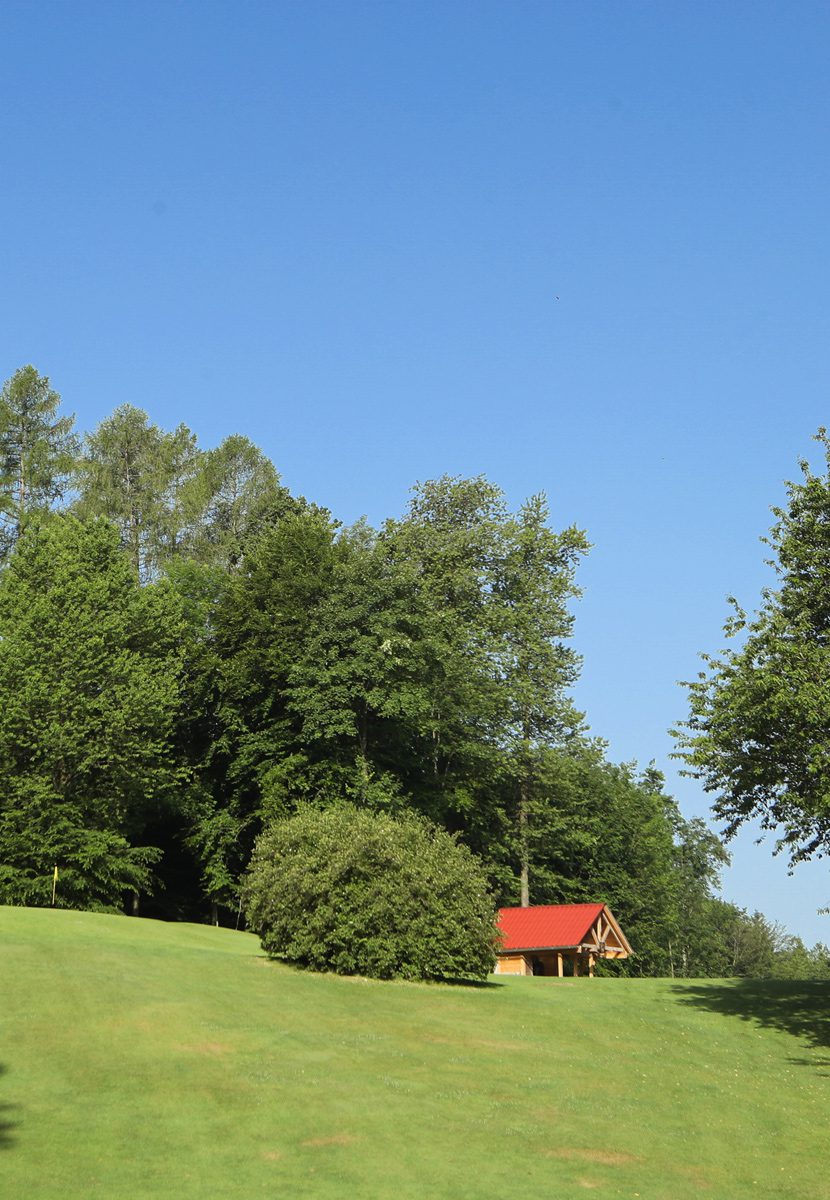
[[544, 1147, 641, 1166], [301, 1133, 358, 1148]]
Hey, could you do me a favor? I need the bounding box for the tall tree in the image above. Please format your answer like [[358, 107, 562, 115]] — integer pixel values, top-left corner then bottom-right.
[[182, 505, 340, 907], [362, 478, 590, 905], [286, 520, 430, 806], [380, 476, 507, 821], [675, 430, 830, 865], [0, 518, 185, 909], [493, 494, 589, 904], [74, 405, 201, 581], [662, 810, 731, 977], [0, 365, 78, 560], [184, 434, 289, 571]]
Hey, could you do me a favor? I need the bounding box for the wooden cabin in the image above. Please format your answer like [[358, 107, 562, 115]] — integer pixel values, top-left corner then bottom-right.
[[494, 903, 631, 977]]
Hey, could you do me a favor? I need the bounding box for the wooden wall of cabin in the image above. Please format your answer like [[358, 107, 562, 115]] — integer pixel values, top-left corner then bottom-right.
[[493, 954, 531, 975]]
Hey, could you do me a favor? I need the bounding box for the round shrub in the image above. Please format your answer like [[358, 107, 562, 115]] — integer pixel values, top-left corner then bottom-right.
[[243, 804, 497, 981]]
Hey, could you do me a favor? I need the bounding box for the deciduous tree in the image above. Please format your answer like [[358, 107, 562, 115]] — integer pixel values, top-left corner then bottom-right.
[[676, 431, 830, 865], [0, 518, 185, 909], [493, 494, 589, 904]]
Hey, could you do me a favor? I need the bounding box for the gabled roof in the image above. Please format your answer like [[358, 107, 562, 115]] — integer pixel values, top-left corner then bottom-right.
[[498, 903, 607, 951]]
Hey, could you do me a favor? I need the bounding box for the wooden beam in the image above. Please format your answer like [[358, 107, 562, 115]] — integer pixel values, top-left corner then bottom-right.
[[602, 907, 633, 956]]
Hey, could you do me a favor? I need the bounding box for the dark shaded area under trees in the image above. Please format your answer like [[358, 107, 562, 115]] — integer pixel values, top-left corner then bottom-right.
[[0, 364, 824, 978], [675, 979, 830, 1067], [0, 1065, 19, 1150]]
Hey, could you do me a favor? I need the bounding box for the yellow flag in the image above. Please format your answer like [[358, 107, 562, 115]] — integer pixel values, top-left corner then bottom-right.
[[53, 865, 58, 882]]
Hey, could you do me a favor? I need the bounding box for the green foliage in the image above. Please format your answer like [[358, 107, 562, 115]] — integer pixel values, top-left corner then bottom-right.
[[74, 404, 201, 581], [0, 365, 78, 559], [243, 804, 497, 981], [212, 507, 339, 808], [772, 938, 830, 980], [676, 431, 830, 864], [0, 364, 771, 966], [716, 910, 830, 980], [162, 557, 238, 914], [184, 433, 291, 571], [504, 749, 695, 975], [493, 493, 588, 746], [0, 518, 185, 909], [378, 476, 509, 814]]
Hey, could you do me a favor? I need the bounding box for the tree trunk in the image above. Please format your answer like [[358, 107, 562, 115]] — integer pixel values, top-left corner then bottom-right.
[[211, 902, 218, 927], [131, 890, 140, 917], [16, 425, 27, 540], [519, 780, 530, 907], [518, 714, 531, 907]]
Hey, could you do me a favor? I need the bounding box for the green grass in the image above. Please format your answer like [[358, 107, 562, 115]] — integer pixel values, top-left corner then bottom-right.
[[1, 907, 829, 1198]]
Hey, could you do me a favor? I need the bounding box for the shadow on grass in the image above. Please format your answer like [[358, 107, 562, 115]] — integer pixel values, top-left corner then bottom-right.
[[673, 979, 830, 1067], [0, 1065, 19, 1149], [431, 976, 505, 989]]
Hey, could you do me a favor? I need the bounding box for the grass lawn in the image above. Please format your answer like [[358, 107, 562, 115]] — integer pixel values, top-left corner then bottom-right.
[[1, 906, 829, 1198]]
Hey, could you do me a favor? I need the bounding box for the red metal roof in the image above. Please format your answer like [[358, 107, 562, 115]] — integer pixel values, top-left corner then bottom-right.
[[497, 904, 606, 951]]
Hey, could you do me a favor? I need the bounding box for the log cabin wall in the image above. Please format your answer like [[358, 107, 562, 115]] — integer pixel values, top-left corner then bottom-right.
[[493, 954, 532, 975]]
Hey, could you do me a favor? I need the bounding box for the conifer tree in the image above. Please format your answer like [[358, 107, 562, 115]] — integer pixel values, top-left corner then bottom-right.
[[74, 405, 200, 581], [185, 434, 289, 571], [0, 365, 78, 560]]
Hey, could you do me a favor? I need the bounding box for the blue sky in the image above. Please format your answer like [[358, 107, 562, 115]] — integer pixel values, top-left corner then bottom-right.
[[2, 0, 829, 940]]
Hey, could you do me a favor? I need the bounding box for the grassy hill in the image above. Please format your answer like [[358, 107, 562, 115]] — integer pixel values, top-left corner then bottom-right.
[[1, 907, 828, 1199]]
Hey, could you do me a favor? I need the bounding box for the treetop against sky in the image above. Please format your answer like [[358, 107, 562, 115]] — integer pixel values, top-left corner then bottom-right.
[[0, 1, 829, 938]]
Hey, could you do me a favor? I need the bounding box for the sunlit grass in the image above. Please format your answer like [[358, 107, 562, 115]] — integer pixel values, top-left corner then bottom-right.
[[1, 907, 828, 1198]]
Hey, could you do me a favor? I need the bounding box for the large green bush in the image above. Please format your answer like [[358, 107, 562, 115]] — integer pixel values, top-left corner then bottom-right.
[[243, 804, 497, 981]]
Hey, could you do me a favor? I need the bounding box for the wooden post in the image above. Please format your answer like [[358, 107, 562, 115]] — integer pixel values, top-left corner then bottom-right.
[[588, 952, 595, 978], [556, 952, 563, 977], [573, 954, 580, 978]]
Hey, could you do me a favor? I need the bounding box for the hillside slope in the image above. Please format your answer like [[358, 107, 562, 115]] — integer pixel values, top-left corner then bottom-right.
[[1, 907, 828, 1199]]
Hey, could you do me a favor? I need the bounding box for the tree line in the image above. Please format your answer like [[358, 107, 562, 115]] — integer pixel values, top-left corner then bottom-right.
[[0, 364, 825, 977]]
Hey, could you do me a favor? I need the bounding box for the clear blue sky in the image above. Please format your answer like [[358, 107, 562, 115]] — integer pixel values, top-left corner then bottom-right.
[[2, 0, 829, 941]]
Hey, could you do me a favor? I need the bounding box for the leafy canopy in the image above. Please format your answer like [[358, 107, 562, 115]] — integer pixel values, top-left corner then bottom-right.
[[243, 804, 497, 981], [676, 430, 830, 864], [0, 517, 185, 909]]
